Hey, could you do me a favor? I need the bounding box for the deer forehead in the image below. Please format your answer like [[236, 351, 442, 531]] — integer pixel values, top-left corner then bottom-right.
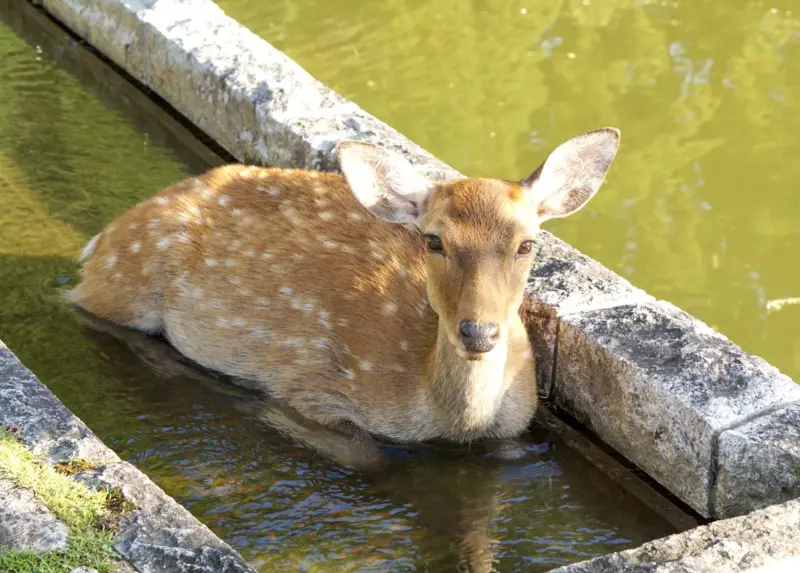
[[424, 179, 536, 244]]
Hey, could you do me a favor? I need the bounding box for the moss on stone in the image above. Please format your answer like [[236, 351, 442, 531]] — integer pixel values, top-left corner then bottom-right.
[[0, 428, 133, 572]]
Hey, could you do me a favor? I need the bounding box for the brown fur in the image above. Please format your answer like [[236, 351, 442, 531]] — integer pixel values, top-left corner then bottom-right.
[[69, 129, 619, 444], [69, 167, 536, 442]]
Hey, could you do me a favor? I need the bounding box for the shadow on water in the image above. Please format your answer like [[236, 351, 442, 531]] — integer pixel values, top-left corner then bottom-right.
[[0, 1, 683, 571], [74, 308, 677, 572]]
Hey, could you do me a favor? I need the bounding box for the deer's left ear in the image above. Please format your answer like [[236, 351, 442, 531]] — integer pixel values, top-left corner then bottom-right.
[[521, 128, 620, 222]]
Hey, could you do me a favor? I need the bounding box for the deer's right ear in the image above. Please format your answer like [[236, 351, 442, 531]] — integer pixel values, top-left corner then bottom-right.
[[337, 141, 434, 224]]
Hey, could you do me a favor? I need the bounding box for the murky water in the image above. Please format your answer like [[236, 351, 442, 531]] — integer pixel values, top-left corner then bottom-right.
[[0, 3, 680, 572], [217, 0, 800, 382]]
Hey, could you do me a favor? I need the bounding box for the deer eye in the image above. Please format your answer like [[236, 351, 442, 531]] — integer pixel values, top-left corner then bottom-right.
[[517, 240, 534, 255], [424, 234, 443, 253]]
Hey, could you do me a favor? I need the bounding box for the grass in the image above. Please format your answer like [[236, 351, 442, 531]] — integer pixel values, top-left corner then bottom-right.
[[0, 428, 133, 572]]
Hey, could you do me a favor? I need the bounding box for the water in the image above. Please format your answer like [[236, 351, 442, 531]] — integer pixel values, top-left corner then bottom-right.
[[216, 0, 800, 382], [0, 3, 679, 571]]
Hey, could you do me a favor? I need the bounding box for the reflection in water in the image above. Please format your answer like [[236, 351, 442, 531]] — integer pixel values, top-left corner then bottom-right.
[[0, 3, 677, 572], [75, 309, 676, 572], [217, 0, 800, 381]]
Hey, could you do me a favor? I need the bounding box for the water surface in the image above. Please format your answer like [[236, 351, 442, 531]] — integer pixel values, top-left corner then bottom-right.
[[0, 3, 678, 572], [217, 0, 800, 381]]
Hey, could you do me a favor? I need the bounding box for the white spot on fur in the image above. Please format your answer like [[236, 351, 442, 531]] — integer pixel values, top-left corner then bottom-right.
[[130, 241, 141, 254], [292, 253, 305, 261], [342, 369, 355, 380], [205, 258, 217, 267], [398, 268, 410, 278], [256, 298, 270, 307], [383, 302, 399, 315], [177, 233, 191, 244], [390, 364, 406, 373], [201, 188, 214, 199], [318, 310, 332, 330], [315, 198, 330, 208], [280, 337, 304, 347], [280, 286, 293, 296], [147, 218, 160, 229], [232, 208, 243, 216], [191, 287, 204, 299], [250, 326, 273, 339], [216, 318, 229, 328], [210, 299, 225, 310], [336, 318, 349, 327], [224, 259, 234, 267], [104, 253, 118, 269], [279, 202, 303, 226], [229, 277, 242, 286], [347, 212, 363, 221], [232, 317, 246, 328], [154, 196, 169, 205], [319, 211, 334, 221], [311, 338, 328, 349], [240, 168, 252, 177], [400, 340, 409, 351], [157, 238, 170, 250], [217, 195, 230, 207], [342, 245, 356, 255], [244, 250, 255, 258], [238, 288, 251, 296], [262, 251, 274, 259], [359, 361, 373, 371], [264, 187, 280, 196], [523, 349, 533, 359], [80, 234, 101, 262], [323, 240, 338, 250], [128, 223, 137, 230]]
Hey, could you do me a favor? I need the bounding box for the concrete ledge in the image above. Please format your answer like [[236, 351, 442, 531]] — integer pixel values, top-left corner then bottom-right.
[[0, 341, 255, 573], [715, 403, 800, 519], [554, 301, 800, 516], [35, 0, 800, 522], [551, 497, 800, 572]]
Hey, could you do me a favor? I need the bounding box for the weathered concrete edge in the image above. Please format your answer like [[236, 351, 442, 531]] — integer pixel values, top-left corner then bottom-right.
[[33, 0, 799, 519], [550, 497, 800, 573], [0, 341, 255, 573]]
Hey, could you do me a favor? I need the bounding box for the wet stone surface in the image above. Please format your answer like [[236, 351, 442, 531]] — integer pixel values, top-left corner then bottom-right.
[[551, 497, 800, 572], [554, 300, 800, 517], [0, 476, 69, 552], [715, 403, 800, 519]]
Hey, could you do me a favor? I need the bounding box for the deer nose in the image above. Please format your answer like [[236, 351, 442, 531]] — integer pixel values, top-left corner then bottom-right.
[[459, 320, 499, 353]]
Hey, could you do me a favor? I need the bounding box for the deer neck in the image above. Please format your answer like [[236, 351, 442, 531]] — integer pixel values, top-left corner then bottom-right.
[[425, 322, 510, 438]]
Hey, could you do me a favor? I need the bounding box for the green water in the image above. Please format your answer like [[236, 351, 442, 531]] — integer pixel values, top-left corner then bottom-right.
[[0, 3, 677, 572], [218, 0, 800, 381]]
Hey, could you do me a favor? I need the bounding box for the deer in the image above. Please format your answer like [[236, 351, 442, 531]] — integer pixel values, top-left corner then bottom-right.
[[67, 128, 620, 451]]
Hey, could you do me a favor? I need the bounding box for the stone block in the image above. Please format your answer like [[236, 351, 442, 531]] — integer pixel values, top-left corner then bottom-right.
[[523, 231, 653, 397], [714, 403, 800, 518], [551, 497, 800, 572], [0, 343, 119, 465], [0, 477, 68, 552], [554, 301, 800, 516]]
